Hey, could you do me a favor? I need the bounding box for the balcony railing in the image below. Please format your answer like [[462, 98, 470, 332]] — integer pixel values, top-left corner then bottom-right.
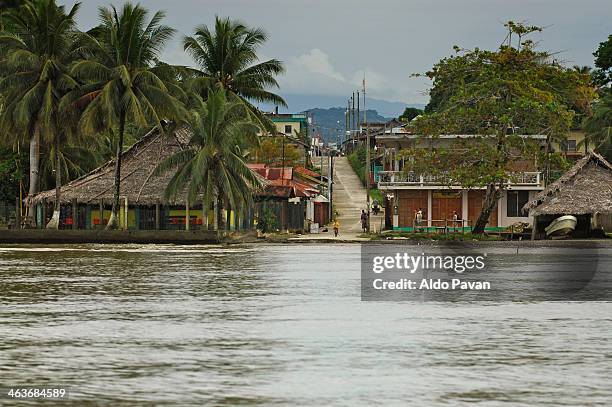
[[378, 171, 542, 188]]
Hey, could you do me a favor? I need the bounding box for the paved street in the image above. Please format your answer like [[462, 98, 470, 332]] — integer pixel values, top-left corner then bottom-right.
[[292, 156, 384, 241]]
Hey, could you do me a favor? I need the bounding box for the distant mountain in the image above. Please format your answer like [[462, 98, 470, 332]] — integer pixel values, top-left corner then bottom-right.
[[259, 94, 425, 118], [304, 107, 392, 143]]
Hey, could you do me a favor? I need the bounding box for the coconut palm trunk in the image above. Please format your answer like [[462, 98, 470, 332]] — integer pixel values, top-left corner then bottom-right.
[[46, 135, 62, 229], [217, 195, 224, 231], [26, 125, 40, 223], [106, 112, 126, 230]]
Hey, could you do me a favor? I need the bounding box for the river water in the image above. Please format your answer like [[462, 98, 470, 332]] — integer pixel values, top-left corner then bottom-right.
[[1, 244, 611, 406]]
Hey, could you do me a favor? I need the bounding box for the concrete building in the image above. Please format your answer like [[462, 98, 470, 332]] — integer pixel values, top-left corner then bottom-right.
[[376, 133, 551, 231]]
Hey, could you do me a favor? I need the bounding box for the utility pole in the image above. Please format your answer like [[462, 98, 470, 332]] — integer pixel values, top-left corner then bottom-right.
[[346, 100, 350, 150], [328, 150, 333, 220], [364, 77, 370, 233], [320, 149, 323, 183], [357, 91, 361, 135], [352, 92, 356, 140]]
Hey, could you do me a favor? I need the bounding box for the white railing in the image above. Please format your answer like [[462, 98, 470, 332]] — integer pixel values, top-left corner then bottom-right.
[[508, 171, 541, 185], [378, 171, 542, 188]]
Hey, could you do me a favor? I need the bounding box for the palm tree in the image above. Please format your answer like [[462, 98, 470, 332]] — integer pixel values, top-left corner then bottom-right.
[[0, 0, 81, 228], [155, 88, 262, 230], [66, 2, 185, 229], [183, 16, 286, 132], [584, 92, 612, 160]]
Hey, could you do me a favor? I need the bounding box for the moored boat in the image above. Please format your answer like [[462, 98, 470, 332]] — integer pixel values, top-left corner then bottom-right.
[[545, 215, 578, 237]]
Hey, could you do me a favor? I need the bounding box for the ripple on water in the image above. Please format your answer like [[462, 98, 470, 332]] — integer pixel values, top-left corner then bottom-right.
[[0, 243, 611, 405]]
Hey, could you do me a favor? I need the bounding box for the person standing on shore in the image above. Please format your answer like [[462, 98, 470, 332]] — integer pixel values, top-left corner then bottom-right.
[[361, 210, 368, 233], [416, 208, 423, 230], [333, 219, 340, 237]]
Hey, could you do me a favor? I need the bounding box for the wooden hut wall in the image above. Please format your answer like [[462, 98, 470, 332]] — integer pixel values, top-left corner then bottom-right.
[[256, 200, 306, 232], [596, 214, 612, 233]]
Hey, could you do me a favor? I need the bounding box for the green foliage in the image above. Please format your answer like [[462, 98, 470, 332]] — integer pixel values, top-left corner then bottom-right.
[[0, 146, 25, 201], [422, 25, 595, 123], [0, 0, 20, 11], [348, 144, 383, 203], [583, 91, 612, 160], [62, 2, 185, 226], [66, 2, 185, 138], [257, 207, 276, 233], [593, 34, 612, 87], [370, 188, 383, 204], [0, 2, 288, 229], [412, 22, 591, 176], [410, 22, 594, 233], [398, 107, 423, 122], [0, 0, 80, 147], [254, 137, 301, 166], [183, 16, 285, 132], [156, 88, 262, 217], [347, 144, 367, 185]]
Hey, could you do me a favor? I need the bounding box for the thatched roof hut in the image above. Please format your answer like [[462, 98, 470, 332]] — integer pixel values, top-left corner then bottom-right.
[[524, 152, 612, 216], [33, 127, 193, 206]]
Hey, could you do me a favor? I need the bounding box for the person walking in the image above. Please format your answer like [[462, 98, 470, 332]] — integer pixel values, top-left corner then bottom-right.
[[333, 218, 340, 237], [361, 210, 368, 233]]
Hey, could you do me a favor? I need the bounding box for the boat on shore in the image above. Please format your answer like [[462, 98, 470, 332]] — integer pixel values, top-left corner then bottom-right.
[[545, 215, 578, 237]]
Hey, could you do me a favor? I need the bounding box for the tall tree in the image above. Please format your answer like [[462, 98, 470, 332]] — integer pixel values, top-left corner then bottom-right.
[[399, 107, 423, 122], [183, 16, 285, 131], [155, 88, 261, 231], [584, 34, 612, 161], [66, 2, 185, 229], [593, 34, 612, 88], [410, 22, 592, 234], [584, 92, 612, 161], [0, 0, 81, 227]]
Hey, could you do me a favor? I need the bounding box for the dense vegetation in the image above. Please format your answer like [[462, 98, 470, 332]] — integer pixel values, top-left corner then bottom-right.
[[0, 0, 285, 229], [410, 22, 600, 234], [347, 144, 382, 203], [585, 34, 612, 161]]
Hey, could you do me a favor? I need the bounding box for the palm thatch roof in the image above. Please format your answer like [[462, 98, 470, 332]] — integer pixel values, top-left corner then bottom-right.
[[524, 152, 612, 216], [32, 127, 194, 206]]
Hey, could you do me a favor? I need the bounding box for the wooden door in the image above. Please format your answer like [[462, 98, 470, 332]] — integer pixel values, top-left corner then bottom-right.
[[432, 191, 462, 227], [467, 190, 497, 228], [397, 190, 428, 228]]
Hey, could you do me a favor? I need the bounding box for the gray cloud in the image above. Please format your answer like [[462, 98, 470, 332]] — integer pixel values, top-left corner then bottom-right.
[[59, 0, 611, 105]]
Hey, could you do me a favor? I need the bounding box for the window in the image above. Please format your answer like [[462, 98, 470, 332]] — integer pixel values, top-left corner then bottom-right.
[[284, 125, 292, 134], [566, 139, 577, 152], [507, 191, 529, 217]]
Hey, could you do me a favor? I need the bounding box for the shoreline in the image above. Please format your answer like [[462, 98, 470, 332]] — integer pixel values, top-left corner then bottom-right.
[[0, 229, 610, 247]]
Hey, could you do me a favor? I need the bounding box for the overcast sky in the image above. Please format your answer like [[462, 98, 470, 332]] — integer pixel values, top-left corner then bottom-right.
[[58, 0, 611, 106]]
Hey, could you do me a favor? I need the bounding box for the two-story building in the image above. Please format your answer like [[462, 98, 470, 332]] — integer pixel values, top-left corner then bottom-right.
[[376, 133, 550, 231], [266, 112, 309, 137], [553, 130, 590, 160], [260, 112, 311, 165]]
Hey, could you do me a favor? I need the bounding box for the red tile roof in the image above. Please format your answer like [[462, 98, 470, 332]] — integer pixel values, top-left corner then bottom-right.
[[248, 164, 319, 199], [294, 166, 320, 178]]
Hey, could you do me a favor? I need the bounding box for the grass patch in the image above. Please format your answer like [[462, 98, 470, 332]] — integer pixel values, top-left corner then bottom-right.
[[348, 145, 384, 204]]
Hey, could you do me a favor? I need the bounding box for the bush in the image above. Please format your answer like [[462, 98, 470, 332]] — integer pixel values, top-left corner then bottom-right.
[[348, 145, 383, 203], [257, 207, 276, 233], [347, 145, 367, 185]]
